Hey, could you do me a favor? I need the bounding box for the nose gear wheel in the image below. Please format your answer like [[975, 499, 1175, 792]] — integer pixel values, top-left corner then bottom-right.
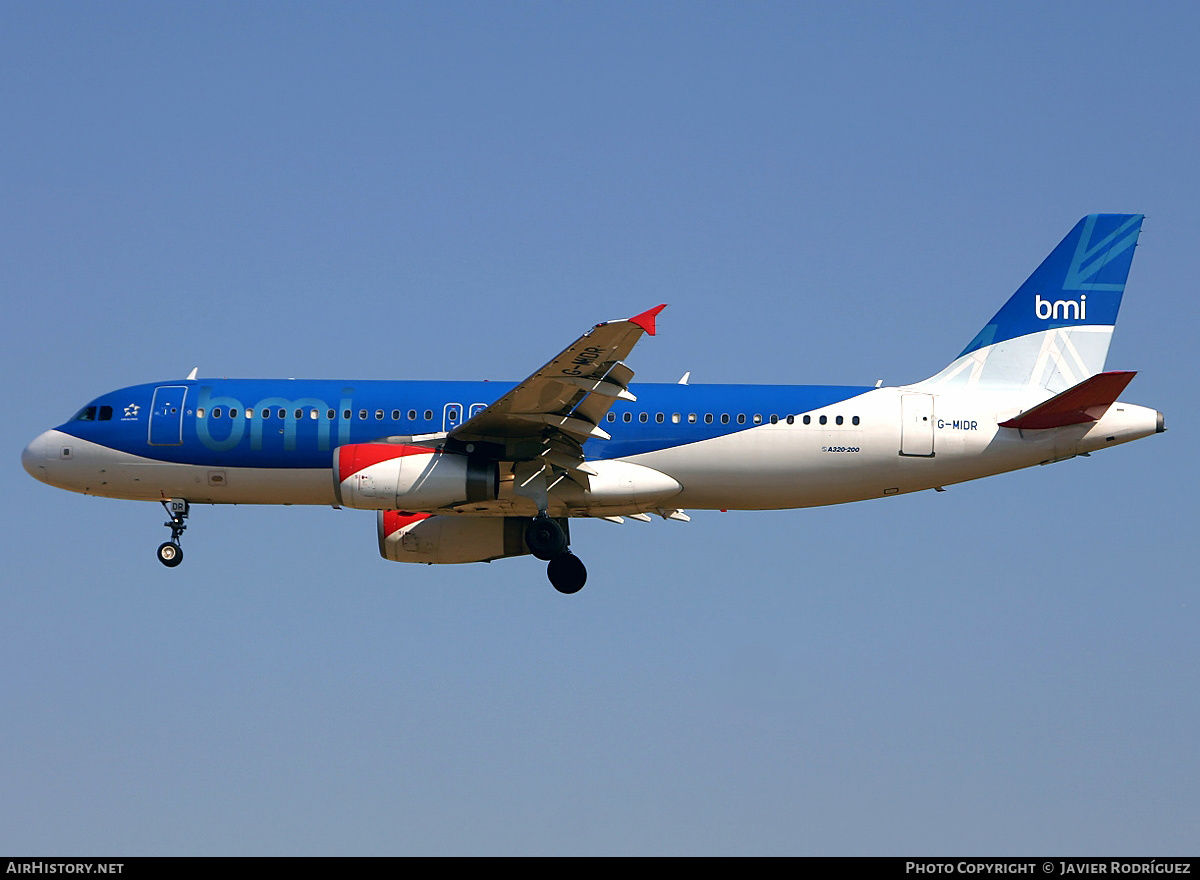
[[157, 499, 189, 568]]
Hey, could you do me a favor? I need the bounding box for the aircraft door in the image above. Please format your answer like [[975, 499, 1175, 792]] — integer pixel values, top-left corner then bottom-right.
[[899, 393, 935, 457], [442, 402, 464, 433], [149, 385, 188, 446]]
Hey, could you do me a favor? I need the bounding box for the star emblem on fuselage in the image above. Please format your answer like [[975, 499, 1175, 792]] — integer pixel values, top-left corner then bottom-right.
[[124, 404, 140, 418]]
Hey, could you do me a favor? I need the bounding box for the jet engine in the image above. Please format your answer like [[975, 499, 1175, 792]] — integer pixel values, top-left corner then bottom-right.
[[334, 443, 498, 510], [378, 511, 537, 564]]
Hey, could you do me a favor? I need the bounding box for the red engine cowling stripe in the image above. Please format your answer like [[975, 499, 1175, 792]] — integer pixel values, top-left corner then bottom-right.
[[382, 510, 432, 537], [336, 444, 436, 481]]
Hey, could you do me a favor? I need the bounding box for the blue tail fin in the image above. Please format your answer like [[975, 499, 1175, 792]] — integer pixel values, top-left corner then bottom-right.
[[920, 214, 1143, 394]]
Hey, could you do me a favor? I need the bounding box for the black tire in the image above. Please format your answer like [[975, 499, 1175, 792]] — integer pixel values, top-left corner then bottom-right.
[[525, 517, 567, 561], [157, 542, 183, 568], [547, 552, 587, 594]]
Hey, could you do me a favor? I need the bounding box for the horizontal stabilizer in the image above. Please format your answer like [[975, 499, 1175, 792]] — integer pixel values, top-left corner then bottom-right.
[[999, 371, 1136, 430]]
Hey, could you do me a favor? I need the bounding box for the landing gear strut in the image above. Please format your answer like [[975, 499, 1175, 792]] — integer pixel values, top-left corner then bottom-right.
[[524, 516, 587, 594], [157, 498, 188, 568]]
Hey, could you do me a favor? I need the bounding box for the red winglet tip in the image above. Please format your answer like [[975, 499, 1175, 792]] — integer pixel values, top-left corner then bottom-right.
[[629, 303, 667, 336]]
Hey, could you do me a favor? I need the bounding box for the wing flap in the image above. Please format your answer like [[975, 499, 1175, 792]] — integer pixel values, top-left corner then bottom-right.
[[999, 371, 1137, 430], [506, 412, 612, 442]]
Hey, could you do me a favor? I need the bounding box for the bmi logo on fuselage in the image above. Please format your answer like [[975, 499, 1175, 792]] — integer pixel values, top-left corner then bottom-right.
[[1035, 293, 1086, 321]]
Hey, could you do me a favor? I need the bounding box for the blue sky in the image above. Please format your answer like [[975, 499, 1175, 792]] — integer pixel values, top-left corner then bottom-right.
[[2, 2, 1196, 855]]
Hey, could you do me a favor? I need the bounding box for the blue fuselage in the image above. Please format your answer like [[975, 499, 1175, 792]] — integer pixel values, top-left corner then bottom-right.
[[57, 378, 875, 468]]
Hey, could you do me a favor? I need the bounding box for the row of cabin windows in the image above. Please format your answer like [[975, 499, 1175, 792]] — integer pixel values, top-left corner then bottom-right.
[[604, 412, 861, 427], [799, 414, 860, 426], [197, 407, 440, 421], [194, 406, 862, 428]]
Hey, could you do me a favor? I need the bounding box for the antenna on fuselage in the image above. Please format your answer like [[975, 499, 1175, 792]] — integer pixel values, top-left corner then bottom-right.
[[186, 367, 198, 380], [678, 371, 690, 385]]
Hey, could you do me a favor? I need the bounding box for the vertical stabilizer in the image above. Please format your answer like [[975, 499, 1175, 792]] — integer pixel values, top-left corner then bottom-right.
[[917, 214, 1143, 394]]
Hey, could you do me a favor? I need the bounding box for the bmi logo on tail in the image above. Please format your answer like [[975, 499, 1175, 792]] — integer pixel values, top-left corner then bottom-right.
[[1035, 293, 1086, 320]]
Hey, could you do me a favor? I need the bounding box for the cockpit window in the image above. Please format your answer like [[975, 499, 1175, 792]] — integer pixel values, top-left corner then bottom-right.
[[74, 405, 112, 421]]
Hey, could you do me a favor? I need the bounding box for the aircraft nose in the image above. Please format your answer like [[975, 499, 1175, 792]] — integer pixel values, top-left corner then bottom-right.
[[21, 430, 51, 483]]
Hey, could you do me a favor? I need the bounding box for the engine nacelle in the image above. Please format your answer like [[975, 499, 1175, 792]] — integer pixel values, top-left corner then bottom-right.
[[334, 444, 498, 510], [378, 512, 531, 564]]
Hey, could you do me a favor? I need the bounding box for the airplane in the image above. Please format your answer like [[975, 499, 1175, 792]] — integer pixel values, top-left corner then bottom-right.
[[22, 214, 1163, 594]]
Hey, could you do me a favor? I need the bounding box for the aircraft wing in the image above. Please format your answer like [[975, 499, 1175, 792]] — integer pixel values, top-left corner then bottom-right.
[[449, 304, 666, 462]]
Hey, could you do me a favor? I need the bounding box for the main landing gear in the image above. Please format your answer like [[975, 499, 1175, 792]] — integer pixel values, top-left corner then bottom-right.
[[157, 498, 189, 568], [524, 515, 586, 594]]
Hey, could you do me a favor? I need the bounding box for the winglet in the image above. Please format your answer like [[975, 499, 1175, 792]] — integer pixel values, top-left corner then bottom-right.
[[999, 371, 1137, 430], [629, 304, 667, 336]]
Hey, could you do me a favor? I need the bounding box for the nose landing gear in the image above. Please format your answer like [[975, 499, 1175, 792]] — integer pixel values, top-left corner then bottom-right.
[[524, 515, 587, 594], [157, 499, 189, 568]]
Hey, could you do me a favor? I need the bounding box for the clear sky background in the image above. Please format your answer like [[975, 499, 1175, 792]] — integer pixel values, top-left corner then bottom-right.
[[2, 2, 1196, 856]]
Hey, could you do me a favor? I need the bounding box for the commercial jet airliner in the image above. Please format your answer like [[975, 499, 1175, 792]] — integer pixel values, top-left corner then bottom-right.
[[22, 214, 1163, 593]]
